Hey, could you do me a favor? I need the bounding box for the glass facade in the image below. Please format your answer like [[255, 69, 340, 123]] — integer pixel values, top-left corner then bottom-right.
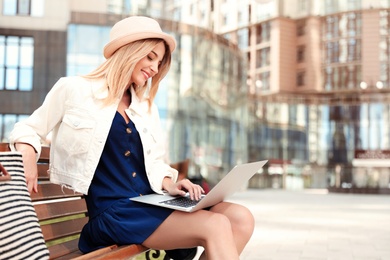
[[246, 9, 390, 191], [0, 36, 34, 91], [322, 12, 362, 91], [67, 24, 109, 76], [2, 0, 45, 17], [380, 9, 390, 88], [0, 114, 28, 142], [247, 92, 390, 190]]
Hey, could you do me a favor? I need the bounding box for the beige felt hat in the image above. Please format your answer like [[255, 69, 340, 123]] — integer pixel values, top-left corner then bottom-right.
[[103, 16, 176, 59]]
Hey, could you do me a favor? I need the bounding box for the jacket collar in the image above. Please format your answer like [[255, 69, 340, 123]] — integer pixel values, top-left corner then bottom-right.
[[130, 86, 150, 114], [90, 79, 150, 113], [91, 78, 109, 100]]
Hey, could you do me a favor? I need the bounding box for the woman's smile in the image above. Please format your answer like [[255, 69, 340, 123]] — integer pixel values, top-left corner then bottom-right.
[[131, 42, 165, 87]]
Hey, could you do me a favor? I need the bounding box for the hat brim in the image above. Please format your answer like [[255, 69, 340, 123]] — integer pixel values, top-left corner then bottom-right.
[[103, 31, 176, 59]]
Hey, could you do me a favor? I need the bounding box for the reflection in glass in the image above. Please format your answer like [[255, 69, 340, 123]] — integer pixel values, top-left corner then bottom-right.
[[2, 0, 17, 15], [6, 68, 17, 90], [0, 114, 29, 142], [20, 37, 34, 67], [19, 69, 33, 91], [0, 36, 34, 91], [0, 68, 3, 90], [18, 0, 30, 15], [31, 0, 45, 16], [67, 24, 109, 76], [6, 37, 19, 67], [3, 0, 44, 16]]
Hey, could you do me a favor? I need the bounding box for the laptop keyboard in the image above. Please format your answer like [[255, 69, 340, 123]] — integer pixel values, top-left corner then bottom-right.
[[160, 196, 202, 208]]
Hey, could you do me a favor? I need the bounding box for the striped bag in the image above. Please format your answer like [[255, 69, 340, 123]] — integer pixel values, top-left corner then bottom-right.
[[0, 152, 49, 260]]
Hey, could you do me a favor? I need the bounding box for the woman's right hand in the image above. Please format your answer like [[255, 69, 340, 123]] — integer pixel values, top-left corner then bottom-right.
[[163, 177, 204, 201], [15, 143, 38, 193]]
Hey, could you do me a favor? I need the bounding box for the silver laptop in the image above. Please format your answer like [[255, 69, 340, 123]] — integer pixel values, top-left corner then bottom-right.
[[130, 160, 267, 212]]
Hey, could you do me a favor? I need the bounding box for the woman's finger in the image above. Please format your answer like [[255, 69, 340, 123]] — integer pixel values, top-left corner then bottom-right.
[[181, 181, 204, 200]]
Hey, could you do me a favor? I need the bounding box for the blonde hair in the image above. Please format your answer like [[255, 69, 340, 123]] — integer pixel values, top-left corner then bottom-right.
[[83, 38, 172, 108]]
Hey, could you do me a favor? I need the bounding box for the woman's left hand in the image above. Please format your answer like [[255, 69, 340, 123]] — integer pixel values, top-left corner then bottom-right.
[[163, 178, 204, 200]]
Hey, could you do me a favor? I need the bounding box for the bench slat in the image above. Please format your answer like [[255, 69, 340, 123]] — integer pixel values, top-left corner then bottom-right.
[[38, 163, 50, 180], [39, 146, 50, 163], [41, 217, 88, 242], [70, 245, 119, 260], [47, 239, 81, 259], [34, 199, 87, 221], [31, 183, 83, 202], [89, 244, 149, 260]]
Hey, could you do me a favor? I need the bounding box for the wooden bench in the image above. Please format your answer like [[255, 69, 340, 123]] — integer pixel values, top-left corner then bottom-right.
[[0, 143, 175, 260]]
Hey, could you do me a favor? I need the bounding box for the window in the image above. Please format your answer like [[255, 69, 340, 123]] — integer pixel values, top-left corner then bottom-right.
[[379, 10, 390, 88], [256, 22, 271, 44], [67, 25, 109, 76], [297, 45, 305, 63], [324, 0, 338, 14], [323, 11, 362, 76], [256, 47, 270, 68], [223, 14, 228, 26], [347, 0, 361, 10], [0, 36, 34, 91], [255, 71, 270, 92], [238, 10, 243, 24], [323, 64, 361, 90], [0, 114, 28, 142], [298, 0, 308, 12], [297, 71, 305, 87], [256, 25, 262, 44], [3, 0, 44, 17], [297, 20, 306, 36], [237, 28, 249, 49]]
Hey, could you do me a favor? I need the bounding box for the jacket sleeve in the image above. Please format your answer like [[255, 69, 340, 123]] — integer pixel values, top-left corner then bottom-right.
[[147, 103, 178, 194], [9, 77, 70, 160]]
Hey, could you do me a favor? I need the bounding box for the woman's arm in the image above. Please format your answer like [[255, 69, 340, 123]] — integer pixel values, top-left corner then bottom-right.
[[9, 77, 71, 192], [15, 143, 38, 193]]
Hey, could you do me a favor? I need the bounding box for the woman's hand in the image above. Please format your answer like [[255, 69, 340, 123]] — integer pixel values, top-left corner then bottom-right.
[[163, 177, 204, 201], [15, 143, 38, 193]]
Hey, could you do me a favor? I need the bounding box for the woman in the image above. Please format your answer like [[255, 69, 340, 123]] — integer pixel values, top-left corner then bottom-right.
[[9, 16, 254, 260]]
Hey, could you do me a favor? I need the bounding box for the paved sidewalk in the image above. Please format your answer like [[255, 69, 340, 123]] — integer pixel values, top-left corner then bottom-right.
[[225, 189, 390, 260]]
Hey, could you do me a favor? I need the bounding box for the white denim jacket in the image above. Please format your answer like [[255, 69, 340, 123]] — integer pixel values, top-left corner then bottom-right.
[[9, 76, 178, 195]]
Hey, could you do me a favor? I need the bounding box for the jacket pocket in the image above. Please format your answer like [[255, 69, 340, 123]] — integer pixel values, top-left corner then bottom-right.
[[57, 111, 96, 154]]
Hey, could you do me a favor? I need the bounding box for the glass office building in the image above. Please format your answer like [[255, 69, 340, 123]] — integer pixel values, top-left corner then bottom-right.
[[0, 10, 248, 186], [241, 7, 390, 192], [157, 0, 390, 192], [1, 0, 390, 192]]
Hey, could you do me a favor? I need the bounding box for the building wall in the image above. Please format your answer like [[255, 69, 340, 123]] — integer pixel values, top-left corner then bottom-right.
[[0, 28, 66, 113], [302, 16, 322, 92], [362, 9, 381, 85], [0, 0, 69, 30], [274, 17, 296, 92]]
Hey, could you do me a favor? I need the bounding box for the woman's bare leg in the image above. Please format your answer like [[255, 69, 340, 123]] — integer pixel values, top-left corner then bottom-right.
[[209, 202, 255, 254], [143, 208, 239, 259], [142, 202, 254, 260]]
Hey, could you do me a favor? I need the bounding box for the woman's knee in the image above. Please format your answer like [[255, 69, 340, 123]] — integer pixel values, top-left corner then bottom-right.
[[236, 205, 255, 235], [205, 211, 233, 233], [235, 204, 255, 227], [212, 203, 255, 234]]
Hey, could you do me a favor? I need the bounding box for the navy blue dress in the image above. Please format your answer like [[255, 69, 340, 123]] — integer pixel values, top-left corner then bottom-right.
[[78, 112, 174, 253]]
